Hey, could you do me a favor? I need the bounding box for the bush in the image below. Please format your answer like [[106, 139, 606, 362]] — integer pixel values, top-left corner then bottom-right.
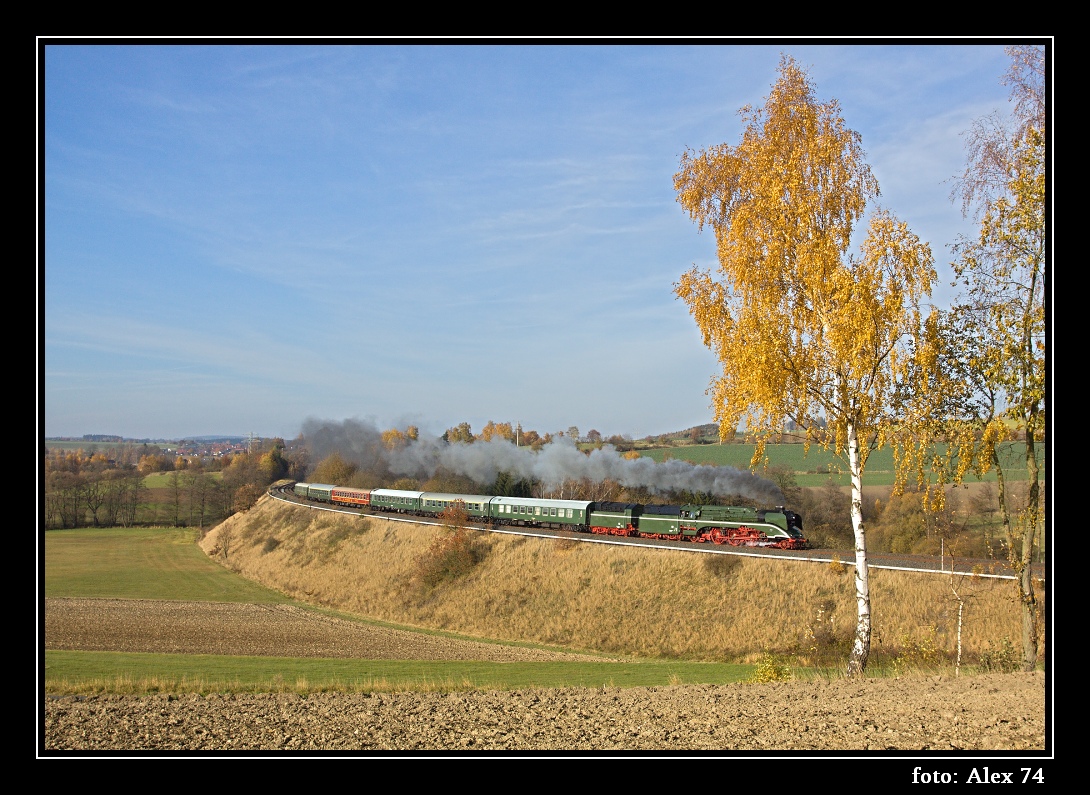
[[828, 555, 849, 576], [796, 479, 853, 548], [232, 483, 265, 513], [412, 502, 488, 588], [891, 625, 946, 674], [413, 528, 488, 589], [793, 598, 853, 668], [750, 653, 792, 683], [978, 637, 1020, 673]]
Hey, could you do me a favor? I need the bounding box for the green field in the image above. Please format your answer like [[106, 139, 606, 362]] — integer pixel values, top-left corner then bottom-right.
[[44, 440, 165, 452], [44, 650, 754, 694], [44, 527, 289, 602], [43, 527, 766, 693], [640, 442, 1045, 487], [140, 471, 223, 488]]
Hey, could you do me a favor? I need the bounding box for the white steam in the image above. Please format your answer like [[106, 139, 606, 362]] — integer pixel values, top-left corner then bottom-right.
[[301, 418, 785, 505]]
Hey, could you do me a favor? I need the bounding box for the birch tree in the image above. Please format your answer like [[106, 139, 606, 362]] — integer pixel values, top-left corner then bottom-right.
[[674, 55, 938, 676], [947, 44, 1046, 671]]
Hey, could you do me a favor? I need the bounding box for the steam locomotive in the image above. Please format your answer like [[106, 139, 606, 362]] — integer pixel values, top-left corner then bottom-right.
[[291, 483, 809, 550]]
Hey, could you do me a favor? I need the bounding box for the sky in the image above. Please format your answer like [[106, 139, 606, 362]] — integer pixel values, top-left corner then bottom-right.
[[41, 40, 1028, 443]]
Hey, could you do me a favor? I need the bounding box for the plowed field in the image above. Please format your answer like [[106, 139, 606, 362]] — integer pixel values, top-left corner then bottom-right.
[[42, 597, 1047, 753]]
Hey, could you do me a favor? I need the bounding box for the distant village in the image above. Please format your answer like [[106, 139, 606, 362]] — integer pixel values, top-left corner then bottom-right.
[[46, 434, 265, 460]]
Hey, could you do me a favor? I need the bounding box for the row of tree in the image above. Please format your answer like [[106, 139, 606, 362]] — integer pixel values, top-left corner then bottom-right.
[[43, 439, 301, 529], [437, 422, 638, 451], [672, 47, 1046, 674]]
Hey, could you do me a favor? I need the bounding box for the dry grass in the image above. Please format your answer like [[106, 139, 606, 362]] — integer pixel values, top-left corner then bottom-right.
[[200, 496, 1039, 664]]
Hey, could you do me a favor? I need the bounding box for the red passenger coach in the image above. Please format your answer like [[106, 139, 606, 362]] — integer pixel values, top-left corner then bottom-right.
[[331, 487, 371, 508]]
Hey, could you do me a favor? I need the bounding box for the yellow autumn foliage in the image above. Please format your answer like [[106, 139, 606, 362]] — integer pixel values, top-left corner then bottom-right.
[[673, 56, 943, 676]]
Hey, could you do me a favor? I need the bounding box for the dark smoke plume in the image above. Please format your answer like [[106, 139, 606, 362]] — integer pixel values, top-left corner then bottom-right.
[[301, 418, 785, 505]]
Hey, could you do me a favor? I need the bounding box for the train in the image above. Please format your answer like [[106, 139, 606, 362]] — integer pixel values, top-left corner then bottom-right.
[[290, 483, 810, 550]]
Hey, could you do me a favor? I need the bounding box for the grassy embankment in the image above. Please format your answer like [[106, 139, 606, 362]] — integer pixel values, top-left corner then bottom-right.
[[204, 498, 1032, 661]]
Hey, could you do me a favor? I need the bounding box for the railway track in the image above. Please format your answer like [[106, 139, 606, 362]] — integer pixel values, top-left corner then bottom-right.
[[268, 486, 1044, 582]]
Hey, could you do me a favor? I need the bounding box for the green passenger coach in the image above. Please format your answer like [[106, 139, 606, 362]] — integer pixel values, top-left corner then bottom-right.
[[489, 497, 591, 528], [420, 492, 494, 520], [303, 483, 336, 503], [369, 488, 423, 513]]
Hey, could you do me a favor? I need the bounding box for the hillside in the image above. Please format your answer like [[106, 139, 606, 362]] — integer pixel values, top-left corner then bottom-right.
[[198, 494, 1034, 665]]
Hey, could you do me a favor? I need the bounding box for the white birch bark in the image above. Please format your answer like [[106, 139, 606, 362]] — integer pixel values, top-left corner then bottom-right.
[[846, 421, 871, 676]]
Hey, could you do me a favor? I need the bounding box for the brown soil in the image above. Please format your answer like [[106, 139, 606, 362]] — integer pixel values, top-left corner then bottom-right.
[[44, 598, 609, 661], [43, 597, 1047, 754]]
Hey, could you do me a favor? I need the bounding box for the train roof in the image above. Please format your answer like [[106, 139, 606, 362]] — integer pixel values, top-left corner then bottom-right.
[[370, 488, 425, 498], [420, 492, 495, 502], [490, 496, 592, 509]]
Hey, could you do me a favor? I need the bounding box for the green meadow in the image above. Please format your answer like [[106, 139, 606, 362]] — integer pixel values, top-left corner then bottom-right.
[[44, 527, 289, 602], [45, 650, 753, 694], [639, 442, 1045, 487]]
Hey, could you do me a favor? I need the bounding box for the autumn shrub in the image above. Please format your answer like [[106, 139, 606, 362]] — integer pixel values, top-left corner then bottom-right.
[[795, 479, 853, 548], [794, 598, 853, 668], [827, 555, 849, 576], [750, 653, 792, 683], [866, 488, 995, 557], [413, 528, 488, 589], [977, 637, 1019, 673], [232, 483, 265, 513], [307, 453, 359, 486], [413, 503, 488, 589], [891, 625, 947, 674]]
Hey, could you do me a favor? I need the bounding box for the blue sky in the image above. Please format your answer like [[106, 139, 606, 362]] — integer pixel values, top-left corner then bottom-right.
[[42, 41, 1021, 442]]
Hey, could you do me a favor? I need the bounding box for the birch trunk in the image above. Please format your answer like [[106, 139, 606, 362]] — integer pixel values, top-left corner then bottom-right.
[[845, 421, 871, 677]]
